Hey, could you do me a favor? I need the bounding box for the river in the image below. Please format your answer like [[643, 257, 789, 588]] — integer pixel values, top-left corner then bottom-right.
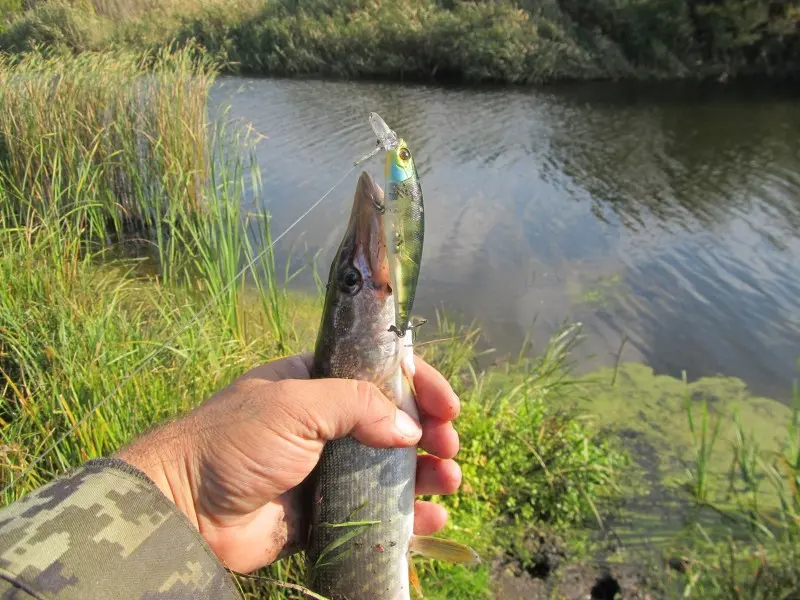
[[211, 76, 800, 402]]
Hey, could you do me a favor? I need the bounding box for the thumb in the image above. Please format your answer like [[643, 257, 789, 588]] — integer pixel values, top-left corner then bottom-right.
[[275, 378, 422, 448]]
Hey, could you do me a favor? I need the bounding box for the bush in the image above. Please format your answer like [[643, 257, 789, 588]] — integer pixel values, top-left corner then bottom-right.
[[439, 356, 625, 536], [421, 320, 626, 541], [0, 4, 105, 54], [3, 0, 800, 82]]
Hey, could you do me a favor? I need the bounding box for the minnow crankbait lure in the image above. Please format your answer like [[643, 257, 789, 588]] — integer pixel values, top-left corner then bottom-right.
[[368, 112, 425, 337]]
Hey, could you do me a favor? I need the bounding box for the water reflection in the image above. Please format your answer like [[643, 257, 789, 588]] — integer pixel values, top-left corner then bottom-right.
[[211, 77, 800, 400], [544, 83, 800, 232]]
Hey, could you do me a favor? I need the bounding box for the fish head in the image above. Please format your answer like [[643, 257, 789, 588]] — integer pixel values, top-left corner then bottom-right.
[[385, 138, 415, 183], [334, 170, 391, 302], [312, 171, 397, 381]]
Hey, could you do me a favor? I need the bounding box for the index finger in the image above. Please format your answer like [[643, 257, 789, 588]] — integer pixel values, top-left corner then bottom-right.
[[413, 355, 460, 421]]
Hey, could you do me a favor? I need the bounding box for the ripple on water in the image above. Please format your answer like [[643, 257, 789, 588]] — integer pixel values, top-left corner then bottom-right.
[[212, 76, 800, 401]]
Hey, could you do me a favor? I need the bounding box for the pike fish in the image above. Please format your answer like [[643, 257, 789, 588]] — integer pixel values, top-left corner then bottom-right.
[[306, 172, 476, 600]]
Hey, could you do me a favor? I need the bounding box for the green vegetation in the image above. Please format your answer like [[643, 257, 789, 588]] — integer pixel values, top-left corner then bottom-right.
[[2, 40, 799, 600], [673, 389, 800, 598], [0, 47, 303, 496], [2, 0, 799, 84], [0, 49, 627, 598], [409, 321, 627, 597], [0, 0, 23, 20], [436, 325, 625, 532], [574, 364, 800, 599]]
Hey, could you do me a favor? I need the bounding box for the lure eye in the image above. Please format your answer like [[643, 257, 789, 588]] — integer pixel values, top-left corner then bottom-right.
[[338, 266, 363, 295], [399, 148, 411, 161]]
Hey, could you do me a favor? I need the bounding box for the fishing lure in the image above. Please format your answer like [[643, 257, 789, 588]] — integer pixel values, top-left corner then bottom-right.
[[368, 112, 425, 337]]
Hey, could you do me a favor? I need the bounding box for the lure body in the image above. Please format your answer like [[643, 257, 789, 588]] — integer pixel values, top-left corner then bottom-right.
[[369, 113, 425, 336]]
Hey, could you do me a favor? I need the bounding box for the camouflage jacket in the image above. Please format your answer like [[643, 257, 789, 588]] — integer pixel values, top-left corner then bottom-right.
[[0, 458, 241, 599]]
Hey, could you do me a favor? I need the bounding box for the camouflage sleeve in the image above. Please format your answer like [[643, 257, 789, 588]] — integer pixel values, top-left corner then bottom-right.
[[0, 458, 241, 600]]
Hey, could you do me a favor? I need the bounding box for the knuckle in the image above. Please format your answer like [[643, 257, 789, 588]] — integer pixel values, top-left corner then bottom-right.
[[355, 380, 377, 407], [354, 380, 393, 430], [223, 378, 268, 414]]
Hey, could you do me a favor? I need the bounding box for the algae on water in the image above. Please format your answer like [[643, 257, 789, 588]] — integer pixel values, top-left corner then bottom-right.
[[575, 362, 791, 483], [570, 363, 794, 553]]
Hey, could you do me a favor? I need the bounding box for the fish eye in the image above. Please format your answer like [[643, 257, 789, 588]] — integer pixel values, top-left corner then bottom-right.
[[399, 148, 411, 161], [338, 266, 363, 295]]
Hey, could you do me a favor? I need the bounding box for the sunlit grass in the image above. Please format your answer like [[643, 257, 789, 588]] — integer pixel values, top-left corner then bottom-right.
[[0, 46, 211, 233], [0, 48, 306, 499], [685, 381, 723, 504]]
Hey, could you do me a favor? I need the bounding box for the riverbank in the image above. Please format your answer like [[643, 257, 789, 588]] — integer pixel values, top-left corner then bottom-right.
[[1, 48, 799, 599], [2, 0, 799, 84], [0, 48, 624, 598]]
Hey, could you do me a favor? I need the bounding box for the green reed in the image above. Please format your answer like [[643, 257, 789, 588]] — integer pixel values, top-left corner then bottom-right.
[[0, 47, 213, 234], [0, 47, 305, 344], [7, 0, 800, 84], [0, 47, 305, 498], [684, 375, 723, 504]]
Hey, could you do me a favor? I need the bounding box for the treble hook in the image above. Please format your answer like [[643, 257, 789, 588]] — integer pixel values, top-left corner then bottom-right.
[[390, 318, 428, 343]]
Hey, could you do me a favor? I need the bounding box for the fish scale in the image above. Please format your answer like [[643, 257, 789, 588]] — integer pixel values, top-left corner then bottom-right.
[[307, 438, 416, 599]]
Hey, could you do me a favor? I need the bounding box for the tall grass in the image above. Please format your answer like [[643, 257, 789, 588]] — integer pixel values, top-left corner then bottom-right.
[[0, 48, 212, 241], [1, 0, 23, 20], [685, 384, 723, 504], [24, 0, 249, 19], [0, 47, 308, 497]]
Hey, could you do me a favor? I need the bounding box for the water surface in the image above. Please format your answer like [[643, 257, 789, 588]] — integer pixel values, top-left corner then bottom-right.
[[211, 77, 800, 401]]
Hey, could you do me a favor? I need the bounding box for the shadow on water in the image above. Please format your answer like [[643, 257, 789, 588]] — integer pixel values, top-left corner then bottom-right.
[[211, 76, 800, 401]]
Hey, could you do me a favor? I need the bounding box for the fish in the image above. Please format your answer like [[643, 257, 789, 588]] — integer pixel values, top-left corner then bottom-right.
[[368, 112, 425, 338], [306, 171, 476, 600]]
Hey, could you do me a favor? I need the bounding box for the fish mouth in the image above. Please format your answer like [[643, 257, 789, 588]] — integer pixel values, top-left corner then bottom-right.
[[346, 171, 390, 290]]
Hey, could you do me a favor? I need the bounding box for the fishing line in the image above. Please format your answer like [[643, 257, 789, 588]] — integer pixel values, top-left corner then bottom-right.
[[2, 148, 378, 498]]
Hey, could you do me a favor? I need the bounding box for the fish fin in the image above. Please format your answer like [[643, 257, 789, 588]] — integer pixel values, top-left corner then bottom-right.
[[410, 535, 481, 565], [409, 557, 424, 599]]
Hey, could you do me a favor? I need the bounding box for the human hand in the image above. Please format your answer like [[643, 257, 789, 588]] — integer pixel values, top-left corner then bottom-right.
[[116, 353, 462, 573]]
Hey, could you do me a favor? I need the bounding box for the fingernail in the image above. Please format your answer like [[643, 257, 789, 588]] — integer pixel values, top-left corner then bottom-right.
[[395, 409, 422, 438], [451, 393, 461, 415]]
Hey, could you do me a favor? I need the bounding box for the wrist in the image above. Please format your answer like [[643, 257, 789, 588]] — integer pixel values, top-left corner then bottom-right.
[[115, 425, 201, 530]]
